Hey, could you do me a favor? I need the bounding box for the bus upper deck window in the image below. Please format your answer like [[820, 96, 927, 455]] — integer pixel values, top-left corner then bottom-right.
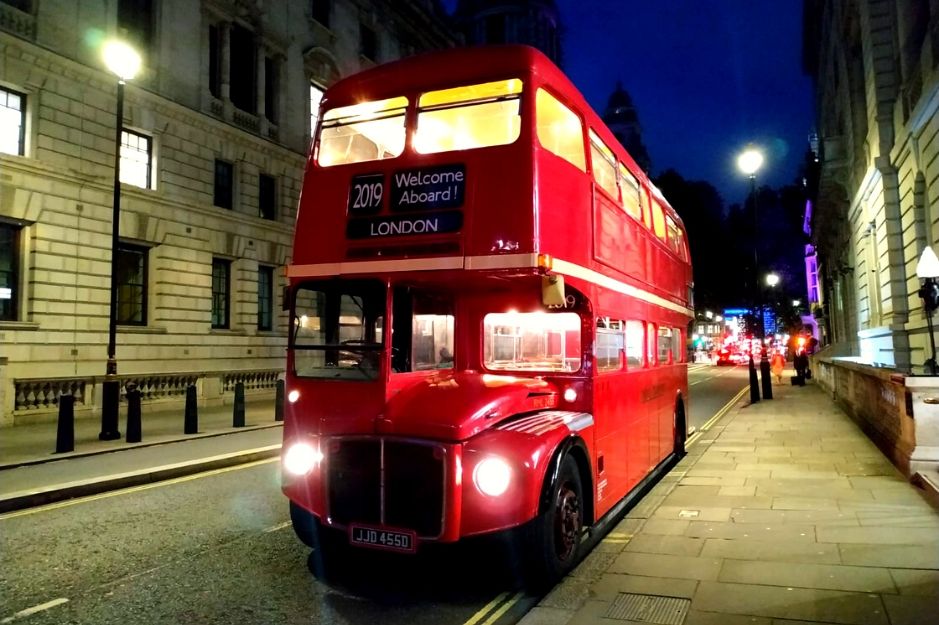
[[666, 215, 684, 256], [651, 198, 666, 240], [619, 164, 642, 221], [415, 79, 523, 154], [589, 130, 618, 198], [317, 96, 408, 167], [535, 88, 586, 172]]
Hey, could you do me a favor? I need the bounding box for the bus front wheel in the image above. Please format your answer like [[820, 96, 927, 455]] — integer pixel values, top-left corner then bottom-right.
[[523, 454, 585, 589]]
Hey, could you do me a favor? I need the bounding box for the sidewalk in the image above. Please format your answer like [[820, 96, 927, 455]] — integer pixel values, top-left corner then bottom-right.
[[0, 401, 282, 513], [522, 376, 939, 625]]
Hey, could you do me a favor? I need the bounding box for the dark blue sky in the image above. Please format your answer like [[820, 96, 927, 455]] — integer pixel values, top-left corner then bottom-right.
[[443, 1, 815, 206]]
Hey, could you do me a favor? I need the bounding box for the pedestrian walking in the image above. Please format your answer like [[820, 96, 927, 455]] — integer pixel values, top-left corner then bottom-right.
[[794, 349, 809, 384], [771, 350, 786, 384]]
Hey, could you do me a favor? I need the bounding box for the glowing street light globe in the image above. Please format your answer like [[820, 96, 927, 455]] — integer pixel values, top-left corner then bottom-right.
[[737, 148, 764, 176], [765, 273, 780, 287], [102, 39, 141, 81]]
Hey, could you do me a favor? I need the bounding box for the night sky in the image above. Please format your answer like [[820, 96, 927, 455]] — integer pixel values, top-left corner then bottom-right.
[[444, 1, 815, 207]]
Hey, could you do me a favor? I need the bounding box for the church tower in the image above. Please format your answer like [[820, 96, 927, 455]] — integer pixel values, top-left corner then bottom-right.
[[602, 82, 652, 173], [454, 0, 562, 66]]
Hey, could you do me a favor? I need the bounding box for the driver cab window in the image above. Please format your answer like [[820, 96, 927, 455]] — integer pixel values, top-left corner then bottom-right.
[[392, 286, 455, 372]]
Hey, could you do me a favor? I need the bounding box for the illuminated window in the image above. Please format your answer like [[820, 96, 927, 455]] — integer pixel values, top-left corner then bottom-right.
[[120, 129, 152, 189], [625, 320, 644, 367], [211, 258, 230, 329], [390, 287, 455, 372], [310, 83, 324, 138], [0, 223, 20, 321], [647, 323, 657, 364], [317, 96, 407, 167], [117, 243, 148, 325], [672, 328, 683, 363], [1, 87, 26, 156], [657, 326, 672, 363], [619, 164, 641, 221], [665, 215, 684, 257], [483, 311, 581, 373], [640, 187, 652, 229], [258, 265, 274, 331], [535, 88, 585, 172], [651, 198, 666, 240], [415, 79, 522, 154], [589, 130, 617, 198], [596, 318, 624, 372]]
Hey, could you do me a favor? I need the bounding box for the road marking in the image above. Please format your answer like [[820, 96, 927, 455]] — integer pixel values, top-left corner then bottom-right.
[[0, 457, 280, 520], [686, 385, 748, 450], [480, 591, 524, 625], [689, 366, 740, 386], [263, 521, 292, 533], [1, 598, 69, 623], [463, 592, 510, 625]]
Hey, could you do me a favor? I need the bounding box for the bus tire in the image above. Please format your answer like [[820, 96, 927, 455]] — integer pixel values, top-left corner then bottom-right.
[[673, 400, 687, 458], [523, 454, 585, 589]]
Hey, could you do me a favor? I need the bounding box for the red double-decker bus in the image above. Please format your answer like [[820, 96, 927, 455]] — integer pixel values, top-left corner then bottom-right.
[[282, 45, 692, 585]]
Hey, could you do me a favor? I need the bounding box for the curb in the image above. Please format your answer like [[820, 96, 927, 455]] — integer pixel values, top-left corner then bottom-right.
[[0, 422, 282, 471], [0, 444, 281, 515]]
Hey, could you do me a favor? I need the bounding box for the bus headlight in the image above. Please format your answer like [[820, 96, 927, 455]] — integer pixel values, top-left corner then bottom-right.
[[473, 456, 512, 497], [288, 390, 300, 403], [283, 442, 323, 476]]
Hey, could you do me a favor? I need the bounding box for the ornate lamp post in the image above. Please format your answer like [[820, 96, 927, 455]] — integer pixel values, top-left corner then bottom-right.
[[99, 39, 141, 440], [916, 246, 939, 375], [737, 147, 765, 402]]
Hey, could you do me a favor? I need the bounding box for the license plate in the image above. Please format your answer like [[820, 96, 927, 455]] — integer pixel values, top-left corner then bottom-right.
[[349, 525, 416, 553]]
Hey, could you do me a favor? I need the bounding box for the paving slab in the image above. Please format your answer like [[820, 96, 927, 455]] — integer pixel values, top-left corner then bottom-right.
[[685, 521, 817, 542], [816, 525, 938, 545], [701, 539, 842, 565], [608, 551, 722, 581], [880, 593, 938, 625], [590, 572, 699, 601], [622, 534, 705, 557], [691, 581, 888, 625], [718, 560, 895, 593], [650, 505, 732, 522], [729, 509, 857, 526], [888, 568, 939, 596], [838, 543, 939, 569]]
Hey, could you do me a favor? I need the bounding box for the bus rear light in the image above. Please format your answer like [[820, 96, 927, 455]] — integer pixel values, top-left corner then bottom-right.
[[283, 442, 323, 476], [288, 390, 300, 403], [563, 387, 577, 402], [473, 456, 512, 497]]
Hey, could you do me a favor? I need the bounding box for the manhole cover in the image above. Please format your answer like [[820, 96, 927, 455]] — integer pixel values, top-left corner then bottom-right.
[[605, 593, 690, 624]]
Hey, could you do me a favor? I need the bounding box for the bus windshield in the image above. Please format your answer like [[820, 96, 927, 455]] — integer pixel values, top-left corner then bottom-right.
[[483, 311, 582, 373], [292, 280, 385, 380]]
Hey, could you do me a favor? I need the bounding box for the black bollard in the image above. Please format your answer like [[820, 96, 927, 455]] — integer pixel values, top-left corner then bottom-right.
[[233, 382, 245, 427], [748, 355, 761, 403], [184, 384, 198, 434], [759, 352, 773, 400], [274, 379, 284, 422], [55, 393, 75, 453], [126, 382, 142, 443]]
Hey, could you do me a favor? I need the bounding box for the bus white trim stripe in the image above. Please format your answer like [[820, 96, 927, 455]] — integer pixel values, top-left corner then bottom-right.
[[550, 258, 693, 318], [287, 254, 692, 317]]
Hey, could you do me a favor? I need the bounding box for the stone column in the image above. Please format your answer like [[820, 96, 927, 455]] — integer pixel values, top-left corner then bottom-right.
[[220, 22, 232, 118], [0, 357, 10, 426], [256, 48, 268, 136]]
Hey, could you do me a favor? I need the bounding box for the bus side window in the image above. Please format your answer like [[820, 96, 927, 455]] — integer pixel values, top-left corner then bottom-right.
[[595, 317, 624, 372], [647, 323, 658, 366], [624, 320, 644, 368], [666, 215, 683, 256], [392, 286, 455, 372], [589, 130, 618, 198], [672, 327, 683, 363], [640, 187, 652, 229], [619, 164, 642, 221], [651, 199, 666, 241], [535, 88, 586, 172], [657, 326, 672, 364]]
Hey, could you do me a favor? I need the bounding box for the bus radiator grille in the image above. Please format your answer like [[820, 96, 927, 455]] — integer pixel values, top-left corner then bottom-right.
[[327, 438, 444, 538]]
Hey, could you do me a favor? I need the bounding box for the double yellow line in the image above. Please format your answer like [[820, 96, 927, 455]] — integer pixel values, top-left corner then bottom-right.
[[463, 591, 525, 625], [685, 385, 748, 450]]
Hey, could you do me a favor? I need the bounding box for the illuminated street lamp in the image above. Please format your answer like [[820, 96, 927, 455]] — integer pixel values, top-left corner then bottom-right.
[[765, 272, 780, 287], [916, 246, 939, 375], [99, 39, 141, 441], [738, 146, 767, 402]]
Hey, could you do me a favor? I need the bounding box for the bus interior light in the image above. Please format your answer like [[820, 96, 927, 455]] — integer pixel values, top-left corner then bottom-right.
[[474, 456, 512, 497]]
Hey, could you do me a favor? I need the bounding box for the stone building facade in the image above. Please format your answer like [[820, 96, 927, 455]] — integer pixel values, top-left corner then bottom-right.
[[0, 0, 456, 425], [454, 0, 561, 65], [805, 0, 939, 371]]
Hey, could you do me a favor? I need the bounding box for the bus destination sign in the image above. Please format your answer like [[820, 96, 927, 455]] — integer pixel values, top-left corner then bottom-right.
[[390, 164, 465, 212], [346, 211, 463, 239]]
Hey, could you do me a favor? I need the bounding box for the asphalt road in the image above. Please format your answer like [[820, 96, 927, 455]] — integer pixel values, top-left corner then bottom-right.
[[0, 363, 748, 625]]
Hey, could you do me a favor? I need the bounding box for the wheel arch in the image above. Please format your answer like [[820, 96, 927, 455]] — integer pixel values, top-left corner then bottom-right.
[[538, 435, 595, 525]]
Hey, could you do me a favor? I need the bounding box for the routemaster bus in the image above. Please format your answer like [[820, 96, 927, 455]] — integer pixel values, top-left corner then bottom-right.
[[282, 44, 693, 585]]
